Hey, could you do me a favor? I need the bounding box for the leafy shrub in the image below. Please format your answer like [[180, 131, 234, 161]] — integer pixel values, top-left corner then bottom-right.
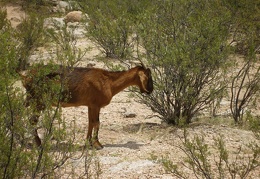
[[227, 0, 260, 124], [230, 59, 260, 123], [245, 113, 260, 139], [137, 0, 230, 125], [0, 9, 100, 178], [46, 22, 88, 67], [15, 12, 45, 71], [153, 129, 260, 178], [80, 0, 136, 59]]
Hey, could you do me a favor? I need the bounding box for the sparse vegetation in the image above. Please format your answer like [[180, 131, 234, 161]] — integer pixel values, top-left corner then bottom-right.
[[15, 12, 45, 71], [0, 0, 259, 178], [0, 6, 100, 178], [152, 129, 260, 178], [136, 0, 230, 125], [79, 0, 136, 59], [227, 0, 260, 124], [46, 22, 88, 67]]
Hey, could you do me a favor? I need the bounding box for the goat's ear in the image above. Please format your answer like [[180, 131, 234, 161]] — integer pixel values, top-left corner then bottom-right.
[[138, 71, 146, 83]]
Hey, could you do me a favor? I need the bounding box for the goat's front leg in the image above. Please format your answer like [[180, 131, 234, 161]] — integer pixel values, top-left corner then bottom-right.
[[87, 106, 103, 150]]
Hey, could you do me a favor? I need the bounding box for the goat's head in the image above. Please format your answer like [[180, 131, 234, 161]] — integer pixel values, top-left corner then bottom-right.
[[137, 66, 153, 94]]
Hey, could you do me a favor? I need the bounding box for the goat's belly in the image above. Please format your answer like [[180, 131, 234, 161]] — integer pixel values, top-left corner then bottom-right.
[[59, 87, 112, 108], [60, 102, 85, 107], [60, 100, 109, 108], [58, 94, 87, 107], [59, 96, 110, 108]]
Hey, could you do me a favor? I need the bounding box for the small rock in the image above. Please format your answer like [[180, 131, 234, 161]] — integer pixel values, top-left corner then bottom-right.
[[57, 1, 71, 12], [124, 112, 137, 118], [87, 63, 96, 68], [44, 17, 65, 29]]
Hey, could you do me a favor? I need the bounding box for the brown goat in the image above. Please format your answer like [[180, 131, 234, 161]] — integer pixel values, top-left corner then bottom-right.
[[21, 65, 153, 149]]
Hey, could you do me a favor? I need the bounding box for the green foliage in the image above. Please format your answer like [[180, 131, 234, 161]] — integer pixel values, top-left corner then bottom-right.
[[0, 32, 69, 177], [181, 130, 212, 178], [46, 23, 88, 67], [80, 0, 137, 59], [0, 9, 99, 178], [20, 0, 52, 12], [223, 0, 260, 55], [227, 0, 260, 124], [213, 136, 260, 178], [153, 129, 260, 178], [80, 0, 259, 126], [1, 0, 259, 177], [0, 12, 17, 76], [15, 12, 45, 71], [230, 60, 260, 123], [245, 113, 260, 138], [150, 153, 187, 178], [0, 88, 29, 178], [0, 10, 30, 178], [24, 0, 46, 6], [137, 0, 230, 125]]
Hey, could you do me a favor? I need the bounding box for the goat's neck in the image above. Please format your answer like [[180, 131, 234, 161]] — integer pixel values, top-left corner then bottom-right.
[[110, 68, 138, 96]]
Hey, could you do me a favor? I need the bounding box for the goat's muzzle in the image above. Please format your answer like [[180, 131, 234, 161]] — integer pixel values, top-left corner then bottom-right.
[[145, 72, 153, 94]]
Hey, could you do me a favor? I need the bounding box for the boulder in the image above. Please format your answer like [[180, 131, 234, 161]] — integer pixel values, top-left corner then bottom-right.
[[64, 11, 83, 23]]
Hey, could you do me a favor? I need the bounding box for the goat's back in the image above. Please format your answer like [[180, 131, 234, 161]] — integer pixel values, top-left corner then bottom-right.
[[22, 65, 114, 108]]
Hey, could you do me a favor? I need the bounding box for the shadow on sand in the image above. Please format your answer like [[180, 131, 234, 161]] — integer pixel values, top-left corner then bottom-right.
[[105, 141, 144, 150]]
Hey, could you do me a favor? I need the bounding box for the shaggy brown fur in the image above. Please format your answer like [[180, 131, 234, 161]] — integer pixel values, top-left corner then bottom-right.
[[21, 65, 153, 149]]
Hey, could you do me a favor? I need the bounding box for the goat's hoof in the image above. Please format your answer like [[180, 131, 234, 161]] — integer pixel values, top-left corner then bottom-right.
[[92, 141, 104, 150]]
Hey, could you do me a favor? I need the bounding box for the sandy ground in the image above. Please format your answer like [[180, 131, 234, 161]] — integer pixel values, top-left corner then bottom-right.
[[58, 92, 259, 179], [3, 3, 26, 28], [4, 3, 260, 179]]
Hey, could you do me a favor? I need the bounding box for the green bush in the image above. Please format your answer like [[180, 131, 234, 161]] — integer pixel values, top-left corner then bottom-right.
[[245, 113, 260, 138], [80, 0, 137, 59], [0, 9, 99, 178], [136, 0, 230, 125], [46, 23, 88, 67], [227, 0, 260, 124], [0, 9, 32, 178], [153, 129, 260, 178], [15, 12, 45, 71]]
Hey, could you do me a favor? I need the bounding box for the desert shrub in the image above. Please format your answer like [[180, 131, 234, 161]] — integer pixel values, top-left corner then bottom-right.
[[15, 12, 46, 71], [136, 0, 230, 125], [226, 0, 260, 124], [223, 0, 260, 55], [46, 22, 88, 67], [230, 59, 260, 123], [0, 10, 23, 178], [79, 0, 137, 59], [152, 129, 260, 178], [245, 113, 260, 139], [0, 9, 100, 178], [0, 12, 70, 176], [19, 0, 52, 11]]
